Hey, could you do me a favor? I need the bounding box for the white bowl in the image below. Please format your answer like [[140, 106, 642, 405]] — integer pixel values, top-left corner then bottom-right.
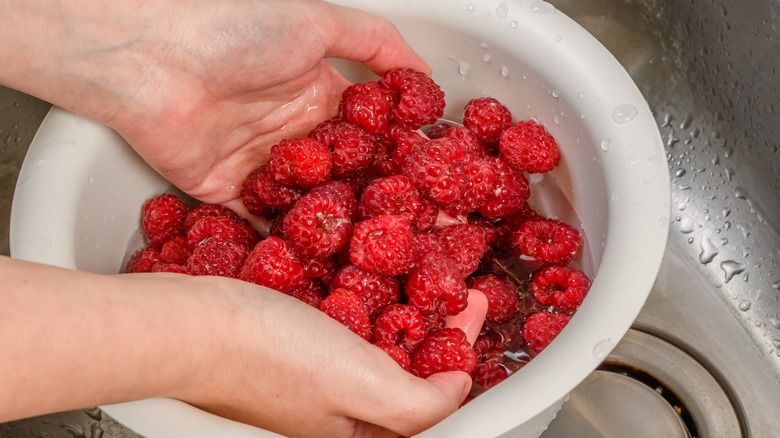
[[10, 1, 670, 437]]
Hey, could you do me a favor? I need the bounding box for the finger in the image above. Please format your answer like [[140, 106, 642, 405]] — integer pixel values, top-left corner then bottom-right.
[[445, 289, 489, 345]]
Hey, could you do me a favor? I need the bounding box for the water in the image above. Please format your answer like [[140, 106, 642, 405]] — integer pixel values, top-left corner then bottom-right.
[[496, 3, 509, 18], [612, 104, 639, 124], [593, 339, 614, 361], [699, 236, 719, 264], [721, 260, 746, 283], [530, 1, 557, 14], [600, 139, 612, 152]]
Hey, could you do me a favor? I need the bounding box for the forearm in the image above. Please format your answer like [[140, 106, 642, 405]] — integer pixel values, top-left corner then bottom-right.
[[0, 255, 230, 422]]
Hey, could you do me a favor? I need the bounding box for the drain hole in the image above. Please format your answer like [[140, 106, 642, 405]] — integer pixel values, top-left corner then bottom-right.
[[599, 361, 698, 438]]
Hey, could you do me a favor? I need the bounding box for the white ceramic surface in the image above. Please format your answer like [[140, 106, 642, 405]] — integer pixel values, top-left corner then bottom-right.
[[10, 0, 670, 437]]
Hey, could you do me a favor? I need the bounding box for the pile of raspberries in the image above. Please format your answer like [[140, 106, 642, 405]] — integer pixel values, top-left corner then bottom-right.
[[126, 68, 590, 396]]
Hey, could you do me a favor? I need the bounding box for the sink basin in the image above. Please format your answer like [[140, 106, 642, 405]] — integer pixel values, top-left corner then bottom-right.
[[2, 0, 780, 436]]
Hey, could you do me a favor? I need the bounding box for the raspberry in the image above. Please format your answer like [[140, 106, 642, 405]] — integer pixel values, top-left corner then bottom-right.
[[378, 68, 445, 130], [287, 277, 328, 308], [339, 81, 392, 134], [442, 126, 489, 157], [282, 192, 352, 260], [240, 166, 305, 216], [186, 239, 249, 278], [268, 137, 332, 188], [521, 311, 571, 357], [187, 216, 259, 249], [141, 194, 188, 246], [478, 157, 531, 220], [151, 262, 188, 274], [435, 224, 489, 278], [425, 121, 455, 139], [463, 97, 513, 147], [349, 215, 416, 276], [406, 254, 469, 316], [375, 341, 412, 372], [309, 117, 378, 178], [126, 246, 161, 273], [410, 327, 477, 378], [358, 175, 437, 232], [308, 180, 358, 222], [528, 265, 591, 312], [372, 124, 426, 176], [239, 236, 306, 294], [330, 264, 400, 319], [159, 235, 191, 265], [471, 354, 509, 389], [468, 274, 521, 324], [499, 120, 561, 173], [183, 203, 245, 232], [320, 288, 372, 341], [413, 232, 444, 260], [372, 304, 428, 353], [511, 217, 580, 265], [302, 255, 339, 285]]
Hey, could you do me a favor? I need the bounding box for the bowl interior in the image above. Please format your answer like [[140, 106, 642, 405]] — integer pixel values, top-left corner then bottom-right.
[[10, 1, 669, 437]]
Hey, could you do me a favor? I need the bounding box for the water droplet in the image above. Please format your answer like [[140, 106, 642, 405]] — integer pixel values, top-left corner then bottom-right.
[[675, 168, 686, 177], [482, 53, 492, 63], [464, 3, 476, 12], [738, 299, 752, 311], [600, 138, 611, 151], [85, 407, 102, 421], [553, 115, 560, 125], [699, 237, 719, 264], [555, 35, 562, 42], [721, 260, 745, 283], [458, 60, 470, 76], [578, 92, 586, 100], [593, 339, 614, 361], [770, 317, 780, 329], [87, 175, 94, 184], [530, 1, 557, 14], [495, 2, 509, 18], [500, 66, 509, 77], [509, 20, 518, 29], [551, 89, 560, 98], [679, 217, 695, 233], [612, 104, 639, 124], [611, 190, 620, 202]]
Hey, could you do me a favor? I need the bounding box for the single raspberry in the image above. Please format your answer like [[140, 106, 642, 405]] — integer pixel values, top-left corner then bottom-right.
[[529, 265, 591, 312], [126, 246, 161, 273], [378, 68, 445, 130], [463, 97, 513, 146], [372, 304, 428, 353], [358, 175, 437, 232], [243, 166, 306, 216], [308, 180, 358, 222], [455, 156, 497, 216], [521, 311, 572, 357], [442, 126, 489, 157], [339, 81, 392, 134], [151, 262, 188, 274], [468, 274, 521, 324], [282, 192, 352, 259], [183, 203, 245, 232], [186, 239, 249, 278], [375, 341, 412, 372], [372, 124, 426, 177], [268, 137, 332, 188], [499, 120, 561, 173], [159, 235, 191, 265], [287, 277, 328, 308], [406, 254, 469, 316], [435, 224, 489, 278], [302, 256, 340, 286], [425, 121, 455, 139], [413, 232, 444, 261], [330, 264, 400, 320], [239, 236, 306, 294], [187, 216, 259, 249], [511, 217, 580, 265], [471, 354, 509, 389], [350, 215, 416, 276], [320, 288, 372, 341], [478, 157, 531, 220], [309, 117, 378, 177], [141, 194, 188, 246], [410, 327, 477, 378]]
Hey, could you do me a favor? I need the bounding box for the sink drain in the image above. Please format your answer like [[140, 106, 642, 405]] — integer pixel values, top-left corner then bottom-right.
[[541, 329, 744, 438]]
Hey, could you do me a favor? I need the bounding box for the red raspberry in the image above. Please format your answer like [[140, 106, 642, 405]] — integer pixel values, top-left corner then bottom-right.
[[302, 256, 339, 286], [330, 264, 400, 319], [339, 81, 392, 134], [442, 126, 489, 157], [240, 166, 305, 216], [372, 304, 428, 353], [499, 120, 561, 173], [483, 205, 541, 254], [372, 124, 427, 177], [478, 157, 531, 220], [413, 232, 444, 260], [308, 180, 358, 222], [456, 156, 497, 216], [151, 262, 188, 274], [186, 239, 249, 278], [282, 192, 352, 260], [471, 353, 509, 389], [187, 216, 259, 249], [268, 137, 332, 188], [141, 194, 188, 246], [183, 203, 245, 232], [358, 175, 437, 232], [126, 245, 161, 273], [309, 117, 378, 177], [410, 327, 477, 378], [511, 217, 580, 265], [463, 97, 513, 147], [320, 288, 372, 341], [350, 215, 416, 276], [406, 254, 469, 316], [435, 224, 489, 278], [239, 236, 306, 294], [529, 265, 591, 312], [378, 68, 445, 130], [425, 121, 455, 139], [287, 277, 328, 308], [159, 235, 191, 265], [468, 274, 521, 324], [375, 341, 412, 372], [522, 311, 571, 357]]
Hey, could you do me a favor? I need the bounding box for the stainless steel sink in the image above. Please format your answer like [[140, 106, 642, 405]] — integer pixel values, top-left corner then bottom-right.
[[2, 0, 779, 436]]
